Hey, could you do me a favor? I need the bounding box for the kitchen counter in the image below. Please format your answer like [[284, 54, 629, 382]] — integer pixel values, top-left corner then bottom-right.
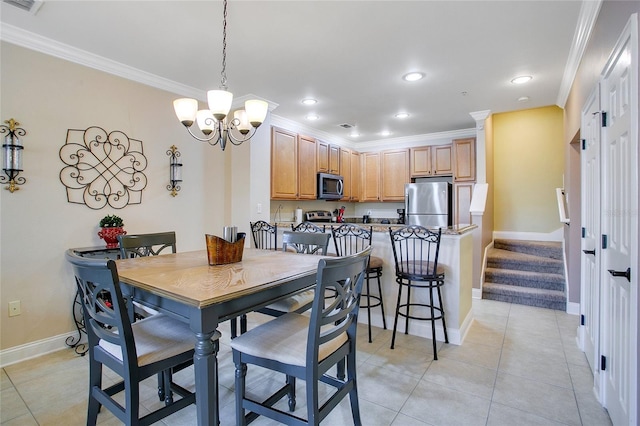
[[272, 220, 475, 345]]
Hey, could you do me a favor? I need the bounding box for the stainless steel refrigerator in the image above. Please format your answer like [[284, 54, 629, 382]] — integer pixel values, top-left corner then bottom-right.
[[404, 182, 452, 227]]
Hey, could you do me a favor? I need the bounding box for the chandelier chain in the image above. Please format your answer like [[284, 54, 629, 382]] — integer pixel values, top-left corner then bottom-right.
[[220, 0, 228, 90]]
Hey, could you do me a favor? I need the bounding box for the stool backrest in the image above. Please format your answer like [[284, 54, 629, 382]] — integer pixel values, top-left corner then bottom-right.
[[389, 226, 442, 279], [331, 224, 373, 256], [282, 231, 330, 255], [118, 232, 177, 258], [250, 221, 278, 250]]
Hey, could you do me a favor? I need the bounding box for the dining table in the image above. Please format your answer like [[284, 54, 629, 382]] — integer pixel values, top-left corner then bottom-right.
[[115, 247, 323, 426]]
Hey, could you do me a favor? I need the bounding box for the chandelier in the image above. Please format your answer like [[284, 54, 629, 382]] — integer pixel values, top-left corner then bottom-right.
[[173, 0, 268, 151]]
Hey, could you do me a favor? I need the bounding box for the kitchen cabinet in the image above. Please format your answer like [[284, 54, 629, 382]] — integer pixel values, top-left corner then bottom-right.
[[361, 152, 381, 201], [381, 149, 409, 201], [453, 137, 476, 182], [410, 144, 453, 177], [271, 127, 316, 200], [339, 148, 361, 202], [350, 150, 361, 202], [454, 182, 474, 226], [316, 140, 340, 174]]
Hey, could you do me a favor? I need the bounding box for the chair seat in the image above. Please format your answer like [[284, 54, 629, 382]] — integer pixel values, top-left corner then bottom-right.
[[264, 289, 314, 313], [230, 312, 347, 368], [397, 260, 445, 278], [99, 314, 196, 367], [368, 255, 383, 269]]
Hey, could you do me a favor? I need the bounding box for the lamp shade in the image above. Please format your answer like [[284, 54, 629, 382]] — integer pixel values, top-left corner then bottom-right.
[[196, 110, 216, 135], [245, 100, 268, 127], [173, 98, 198, 126], [207, 90, 233, 120], [234, 110, 251, 135]]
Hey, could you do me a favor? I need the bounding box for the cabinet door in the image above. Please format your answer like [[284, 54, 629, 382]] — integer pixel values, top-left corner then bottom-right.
[[454, 183, 474, 226], [381, 149, 409, 201], [350, 150, 361, 202], [329, 145, 340, 174], [340, 147, 352, 201], [271, 127, 298, 199], [432, 145, 453, 175], [316, 140, 329, 172], [298, 135, 317, 199], [453, 137, 476, 182], [361, 152, 380, 201], [411, 146, 432, 177]]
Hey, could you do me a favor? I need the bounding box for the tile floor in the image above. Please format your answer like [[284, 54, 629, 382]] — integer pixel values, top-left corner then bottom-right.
[[1, 299, 612, 425]]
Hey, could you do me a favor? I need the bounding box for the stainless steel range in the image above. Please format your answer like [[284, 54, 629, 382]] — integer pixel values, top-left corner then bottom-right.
[[305, 210, 333, 222]]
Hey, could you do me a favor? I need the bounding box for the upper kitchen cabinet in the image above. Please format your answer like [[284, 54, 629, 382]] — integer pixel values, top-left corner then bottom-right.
[[361, 152, 381, 201], [316, 140, 340, 174], [410, 144, 453, 177], [453, 137, 476, 182], [350, 150, 361, 202], [271, 127, 316, 200], [381, 149, 409, 201], [339, 148, 361, 202]]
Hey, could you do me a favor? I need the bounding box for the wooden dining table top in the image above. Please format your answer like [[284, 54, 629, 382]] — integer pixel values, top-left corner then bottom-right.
[[115, 248, 322, 308]]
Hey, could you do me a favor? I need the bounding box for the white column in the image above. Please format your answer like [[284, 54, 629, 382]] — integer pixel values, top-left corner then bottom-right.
[[469, 110, 490, 184]]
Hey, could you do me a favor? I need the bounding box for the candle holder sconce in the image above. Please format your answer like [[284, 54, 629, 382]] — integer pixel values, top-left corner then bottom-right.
[[0, 118, 26, 193], [167, 145, 182, 197]]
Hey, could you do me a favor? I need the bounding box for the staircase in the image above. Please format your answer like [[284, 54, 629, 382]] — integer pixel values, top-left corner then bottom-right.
[[482, 239, 566, 311]]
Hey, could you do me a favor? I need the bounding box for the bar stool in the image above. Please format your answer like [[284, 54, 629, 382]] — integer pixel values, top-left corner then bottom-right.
[[332, 224, 387, 343], [388, 225, 448, 360]]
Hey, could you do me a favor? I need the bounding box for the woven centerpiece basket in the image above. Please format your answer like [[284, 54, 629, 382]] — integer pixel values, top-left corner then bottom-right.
[[205, 233, 246, 265]]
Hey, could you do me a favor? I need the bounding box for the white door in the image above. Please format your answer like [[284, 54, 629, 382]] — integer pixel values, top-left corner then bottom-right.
[[580, 85, 602, 392], [600, 16, 638, 426]]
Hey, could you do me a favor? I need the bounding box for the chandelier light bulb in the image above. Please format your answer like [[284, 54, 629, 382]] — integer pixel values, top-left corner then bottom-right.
[[173, 98, 198, 127], [244, 100, 268, 127]]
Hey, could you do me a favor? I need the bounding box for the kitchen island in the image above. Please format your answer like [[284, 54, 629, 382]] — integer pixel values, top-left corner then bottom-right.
[[274, 222, 476, 345]]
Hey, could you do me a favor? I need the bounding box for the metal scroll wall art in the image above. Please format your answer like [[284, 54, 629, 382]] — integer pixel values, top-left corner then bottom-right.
[[59, 126, 148, 209]]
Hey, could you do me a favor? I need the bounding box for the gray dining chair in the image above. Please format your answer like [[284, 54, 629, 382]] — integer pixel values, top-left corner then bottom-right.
[[65, 249, 221, 426], [230, 247, 371, 425]]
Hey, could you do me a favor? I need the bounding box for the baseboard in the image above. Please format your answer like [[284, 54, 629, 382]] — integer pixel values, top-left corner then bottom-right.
[[0, 332, 79, 368], [493, 227, 564, 242], [472, 288, 483, 299], [566, 301, 580, 315]]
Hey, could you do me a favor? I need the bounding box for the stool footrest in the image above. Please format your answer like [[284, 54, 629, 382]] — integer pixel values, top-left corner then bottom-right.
[[396, 303, 445, 321]]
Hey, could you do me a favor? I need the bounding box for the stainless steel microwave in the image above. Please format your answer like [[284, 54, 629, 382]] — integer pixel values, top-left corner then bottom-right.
[[317, 173, 344, 200]]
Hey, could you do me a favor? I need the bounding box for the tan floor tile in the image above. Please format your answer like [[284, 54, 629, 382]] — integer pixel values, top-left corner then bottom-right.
[[390, 412, 430, 425], [1, 387, 30, 423], [357, 362, 419, 411], [1, 369, 13, 391], [1, 412, 39, 426], [437, 339, 502, 370], [423, 357, 497, 399], [487, 402, 568, 425], [499, 346, 572, 388]]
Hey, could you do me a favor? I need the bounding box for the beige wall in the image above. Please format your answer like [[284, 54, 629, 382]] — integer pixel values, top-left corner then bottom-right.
[[0, 43, 232, 350], [492, 106, 565, 233]]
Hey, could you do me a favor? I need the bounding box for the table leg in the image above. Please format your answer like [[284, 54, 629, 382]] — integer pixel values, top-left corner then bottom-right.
[[194, 330, 219, 426]]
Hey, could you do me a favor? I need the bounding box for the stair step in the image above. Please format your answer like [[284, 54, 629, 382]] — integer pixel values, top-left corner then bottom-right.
[[484, 267, 564, 291], [494, 239, 563, 260], [487, 248, 564, 274], [483, 282, 566, 311]]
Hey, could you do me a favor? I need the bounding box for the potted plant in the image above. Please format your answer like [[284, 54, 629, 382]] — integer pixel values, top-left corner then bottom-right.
[[98, 214, 126, 248]]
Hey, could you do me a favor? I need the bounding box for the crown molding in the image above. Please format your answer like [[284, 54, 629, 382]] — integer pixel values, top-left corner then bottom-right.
[[556, 0, 603, 107]]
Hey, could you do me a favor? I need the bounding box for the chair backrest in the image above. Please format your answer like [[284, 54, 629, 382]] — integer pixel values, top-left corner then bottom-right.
[[65, 250, 137, 368], [118, 232, 177, 258], [291, 221, 326, 233], [388, 225, 442, 279], [307, 247, 371, 366], [331, 224, 373, 256], [250, 221, 278, 250], [282, 231, 330, 255]]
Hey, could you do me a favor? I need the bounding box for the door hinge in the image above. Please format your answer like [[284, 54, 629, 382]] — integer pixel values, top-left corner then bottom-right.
[[601, 111, 608, 127], [601, 355, 607, 371], [602, 234, 608, 249], [582, 227, 586, 238], [581, 139, 586, 150], [581, 314, 585, 326]]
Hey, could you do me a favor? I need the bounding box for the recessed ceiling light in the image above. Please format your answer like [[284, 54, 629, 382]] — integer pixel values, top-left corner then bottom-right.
[[381, 130, 391, 137], [301, 98, 317, 105], [306, 114, 319, 121], [402, 72, 425, 82], [511, 75, 533, 84], [395, 112, 410, 119], [518, 96, 530, 102], [350, 132, 360, 138]]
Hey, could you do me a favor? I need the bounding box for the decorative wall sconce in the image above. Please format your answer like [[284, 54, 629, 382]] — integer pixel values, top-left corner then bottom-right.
[[1, 118, 26, 193], [167, 145, 182, 197]]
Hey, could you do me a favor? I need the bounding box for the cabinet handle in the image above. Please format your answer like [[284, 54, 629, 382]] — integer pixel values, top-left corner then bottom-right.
[[607, 267, 631, 282], [582, 249, 596, 256]]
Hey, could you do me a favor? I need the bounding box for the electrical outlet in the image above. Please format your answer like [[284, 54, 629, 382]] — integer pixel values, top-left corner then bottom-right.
[[9, 300, 21, 317]]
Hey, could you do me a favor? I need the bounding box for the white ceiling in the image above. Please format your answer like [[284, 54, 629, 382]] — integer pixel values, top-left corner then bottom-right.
[[0, 1, 588, 144]]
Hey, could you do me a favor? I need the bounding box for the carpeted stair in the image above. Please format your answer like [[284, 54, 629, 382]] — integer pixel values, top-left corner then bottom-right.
[[482, 239, 566, 310]]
